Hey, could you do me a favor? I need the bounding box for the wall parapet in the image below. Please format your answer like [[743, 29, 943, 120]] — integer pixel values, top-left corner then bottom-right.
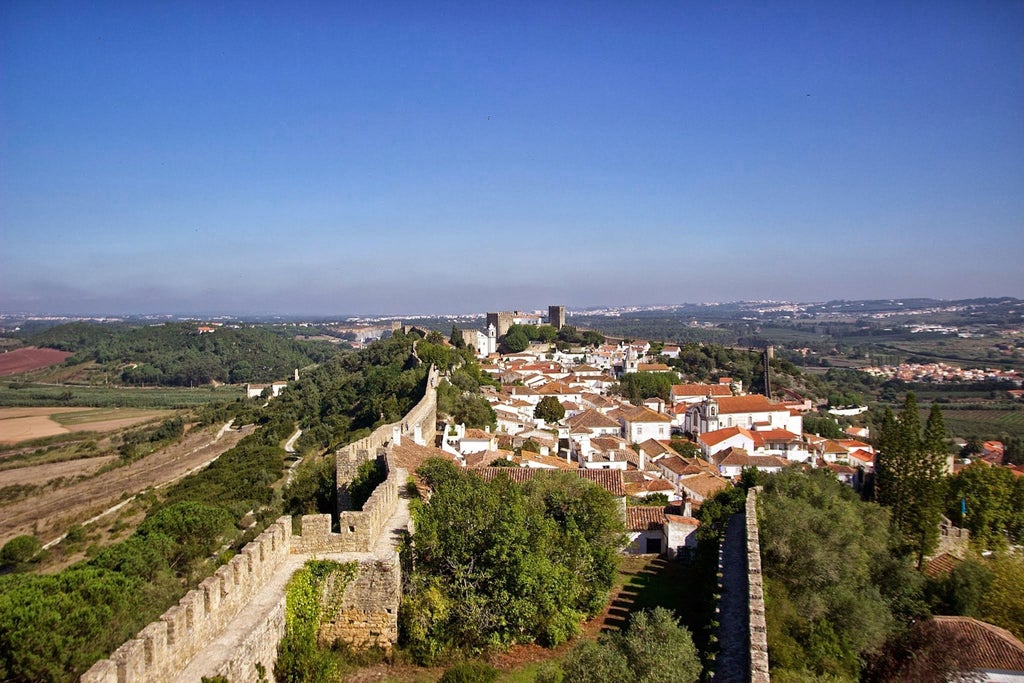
[[746, 487, 770, 683], [80, 363, 437, 682], [81, 517, 293, 683], [319, 556, 401, 650]]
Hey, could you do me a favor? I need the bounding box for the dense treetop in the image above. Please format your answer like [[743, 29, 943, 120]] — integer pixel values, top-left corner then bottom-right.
[[29, 321, 343, 386]]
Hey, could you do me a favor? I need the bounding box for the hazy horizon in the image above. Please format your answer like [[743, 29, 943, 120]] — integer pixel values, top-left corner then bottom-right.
[[3, 3, 1023, 316]]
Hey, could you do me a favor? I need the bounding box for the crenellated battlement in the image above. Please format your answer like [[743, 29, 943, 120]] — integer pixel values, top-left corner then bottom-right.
[[81, 518, 293, 683]]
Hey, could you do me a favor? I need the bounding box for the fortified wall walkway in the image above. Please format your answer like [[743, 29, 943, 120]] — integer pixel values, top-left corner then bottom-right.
[[714, 488, 770, 683], [173, 467, 411, 683], [83, 365, 437, 683]]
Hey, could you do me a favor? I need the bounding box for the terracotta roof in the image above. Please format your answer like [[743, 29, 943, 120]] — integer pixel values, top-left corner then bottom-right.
[[715, 395, 787, 414], [537, 380, 575, 395], [699, 426, 755, 447], [714, 447, 753, 467], [636, 439, 677, 457], [664, 513, 700, 526], [657, 455, 692, 475], [591, 435, 628, 450], [672, 383, 731, 398], [390, 441, 456, 471], [924, 552, 963, 578], [848, 449, 874, 464], [825, 462, 857, 475], [581, 392, 615, 407], [463, 429, 494, 440], [627, 506, 666, 531], [478, 467, 625, 496], [751, 429, 802, 445], [678, 472, 731, 499], [637, 363, 673, 372], [566, 409, 621, 430], [931, 616, 1024, 672], [517, 452, 579, 470]]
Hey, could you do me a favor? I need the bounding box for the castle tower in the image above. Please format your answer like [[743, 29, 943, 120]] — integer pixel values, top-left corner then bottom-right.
[[548, 305, 566, 330]]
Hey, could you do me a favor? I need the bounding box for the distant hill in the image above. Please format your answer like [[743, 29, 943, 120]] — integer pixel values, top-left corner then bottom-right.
[[29, 322, 344, 386]]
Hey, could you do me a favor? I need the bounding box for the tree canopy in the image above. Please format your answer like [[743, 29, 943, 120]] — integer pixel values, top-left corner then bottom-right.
[[874, 395, 949, 567], [759, 468, 924, 681], [534, 395, 566, 423], [401, 460, 624, 663]]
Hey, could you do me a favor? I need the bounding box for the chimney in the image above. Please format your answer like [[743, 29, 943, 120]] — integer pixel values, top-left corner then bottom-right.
[[639, 446, 646, 471], [414, 423, 425, 446], [683, 500, 692, 517], [392, 425, 402, 446]]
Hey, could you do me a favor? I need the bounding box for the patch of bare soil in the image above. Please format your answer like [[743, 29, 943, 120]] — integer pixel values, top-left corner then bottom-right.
[[0, 347, 74, 376], [0, 455, 118, 488], [0, 422, 253, 547]]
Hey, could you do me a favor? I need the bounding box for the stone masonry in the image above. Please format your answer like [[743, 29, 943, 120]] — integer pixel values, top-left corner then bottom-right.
[[80, 365, 436, 682]]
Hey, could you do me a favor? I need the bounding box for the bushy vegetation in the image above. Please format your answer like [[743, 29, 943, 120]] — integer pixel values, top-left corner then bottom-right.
[[30, 321, 342, 386], [945, 461, 1024, 550], [758, 469, 924, 681], [555, 607, 700, 683], [276, 559, 358, 683], [400, 460, 625, 663], [0, 333, 428, 681], [617, 371, 676, 404]]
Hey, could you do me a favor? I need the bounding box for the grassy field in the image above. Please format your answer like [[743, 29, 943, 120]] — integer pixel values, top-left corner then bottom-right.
[[49, 407, 167, 427], [925, 406, 1024, 441], [0, 383, 243, 409]]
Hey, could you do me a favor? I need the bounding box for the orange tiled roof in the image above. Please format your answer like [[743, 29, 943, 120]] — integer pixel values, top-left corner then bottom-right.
[[931, 616, 1024, 672], [699, 426, 755, 447], [478, 467, 625, 496], [627, 506, 666, 531], [678, 472, 731, 498], [715, 395, 786, 414], [566, 409, 621, 430], [672, 383, 732, 398], [924, 552, 962, 578]]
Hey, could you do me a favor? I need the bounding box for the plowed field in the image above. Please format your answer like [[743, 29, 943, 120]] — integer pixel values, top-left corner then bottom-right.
[[0, 347, 73, 376]]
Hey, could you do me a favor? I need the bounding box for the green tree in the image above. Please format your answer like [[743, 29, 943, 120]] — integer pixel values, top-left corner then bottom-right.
[[534, 396, 566, 423], [875, 395, 948, 567], [803, 415, 845, 439], [759, 468, 917, 679], [0, 535, 41, 568], [947, 463, 1015, 551], [1002, 436, 1024, 466], [501, 328, 530, 353], [401, 461, 623, 662], [560, 607, 700, 683], [979, 553, 1024, 640]]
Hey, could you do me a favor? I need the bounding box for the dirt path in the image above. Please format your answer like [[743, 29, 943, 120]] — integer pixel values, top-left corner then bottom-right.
[[0, 422, 252, 546]]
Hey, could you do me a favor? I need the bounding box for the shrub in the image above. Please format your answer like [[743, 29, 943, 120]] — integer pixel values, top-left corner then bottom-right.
[[438, 661, 499, 683], [0, 535, 41, 567]]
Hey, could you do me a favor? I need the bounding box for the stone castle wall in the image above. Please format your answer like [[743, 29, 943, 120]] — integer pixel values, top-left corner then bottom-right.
[[81, 518, 293, 683], [746, 488, 770, 683], [318, 556, 401, 650], [80, 365, 436, 682]]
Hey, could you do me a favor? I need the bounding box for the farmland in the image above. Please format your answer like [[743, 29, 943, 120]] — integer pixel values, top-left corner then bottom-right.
[[0, 382, 243, 408], [0, 406, 170, 445], [0, 347, 73, 376]]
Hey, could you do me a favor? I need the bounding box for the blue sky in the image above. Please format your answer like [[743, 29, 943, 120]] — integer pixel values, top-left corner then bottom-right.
[[2, 2, 1022, 316]]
